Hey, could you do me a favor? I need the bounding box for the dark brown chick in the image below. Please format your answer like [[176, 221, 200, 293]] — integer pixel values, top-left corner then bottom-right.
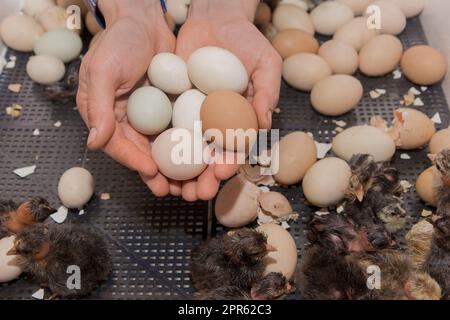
[[8, 223, 111, 299], [430, 149, 450, 217], [190, 228, 276, 292], [43, 58, 81, 103], [0, 198, 56, 238]]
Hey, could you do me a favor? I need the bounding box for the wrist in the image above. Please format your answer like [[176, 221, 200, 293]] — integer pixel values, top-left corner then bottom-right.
[[98, 0, 164, 25], [188, 0, 259, 23]]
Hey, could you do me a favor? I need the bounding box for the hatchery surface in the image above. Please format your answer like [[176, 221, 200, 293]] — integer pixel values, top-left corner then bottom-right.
[[0, 18, 449, 300]]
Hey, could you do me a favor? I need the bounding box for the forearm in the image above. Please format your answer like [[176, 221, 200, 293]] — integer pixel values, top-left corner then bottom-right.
[[188, 0, 259, 22], [98, 0, 164, 25]]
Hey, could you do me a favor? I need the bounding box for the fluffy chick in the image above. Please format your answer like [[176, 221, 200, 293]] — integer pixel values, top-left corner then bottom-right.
[[8, 223, 111, 299], [190, 228, 276, 292], [431, 149, 450, 217], [44, 58, 81, 103]]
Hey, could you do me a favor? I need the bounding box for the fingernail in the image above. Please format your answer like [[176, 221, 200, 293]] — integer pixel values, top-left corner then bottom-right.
[[266, 111, 273, 128], [87, 128, 97, 146]]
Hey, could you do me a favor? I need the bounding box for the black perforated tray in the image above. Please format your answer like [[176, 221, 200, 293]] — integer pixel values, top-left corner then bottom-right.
[[0, 17, 449, 300]]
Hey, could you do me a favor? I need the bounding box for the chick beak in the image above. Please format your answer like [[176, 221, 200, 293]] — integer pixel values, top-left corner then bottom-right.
[[265, 244, 277, 252], [6, 248, 18, 256], [356, 186, 365, 202], [399, 208, 406, 218], [286, 283, 295, 294], [428, 153, 437, 163]]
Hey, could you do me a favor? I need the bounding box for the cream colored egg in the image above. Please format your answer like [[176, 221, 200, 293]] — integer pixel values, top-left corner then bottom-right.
[[0, 236, 24, 283], [310, 1, 354, 36], [172, 89, 206, 131], [166, 0, 190, 25], [416, 166, 439, 207], [0, 14, 44, 52], [37, 5, 81, 33], [333, 17, 380, 51], [127, 86, 172, 135], [148, 53, 192, 95], [34, 29, 82, 63], [271, 131, 317, 185], [365, 0, 406, 35], [311, 75, 363, 116], [302, 157, 351, 207], [318, 40, 359, 74], [85, 11, 102, 35], [273, 4, 315, 34], [24, 0, 55, 17], [430, 129, 450, 155], [58, 167, 95, 209], [257, 223, 297, 279], [152, 128, 208, 181], [187, 47, 249, 94], [283, 53, 332, 92], [332, 125, 396, 162], [215, 175, 261, 228], [359, 34, 403, 76], [337, 0, 374, 16], [26, 54, 66, 85], [386, 0, 425, 18]]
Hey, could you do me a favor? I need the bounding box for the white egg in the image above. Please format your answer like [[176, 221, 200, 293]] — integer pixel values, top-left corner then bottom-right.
[[187, 47, 249, 94], [26, 54, 65, 85], [273, 4, 315, 34], [366, 0, 406, 35], [385, 0, 425, 18], [0, 236, 24, 283], [152, 128, 208, 181], [0, 14, 44, 52], [166, 0, 190, 25], [148, 53, 192, 95], [127, 86, 172, 135], [34, 29, 82, 63], [310, 1, 354, 36], [24, 0, 55, 17], [172, 89, 206, 131], [58, 167, 95, 209]]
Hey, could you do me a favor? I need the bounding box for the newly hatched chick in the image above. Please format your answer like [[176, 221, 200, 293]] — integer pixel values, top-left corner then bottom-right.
[[195, 272, 294, 300], [190, 228, 276, 292], [430, 149, 450, 217], [406, 219, 434, 269], [0, 198, 56, 238], [8, 223, 111, 299], [44, 58, 81, 103]]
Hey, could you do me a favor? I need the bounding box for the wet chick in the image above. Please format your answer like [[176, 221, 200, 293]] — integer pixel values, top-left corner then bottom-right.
[[0, 198, 56, 238], [44, 58, 81, 103], [190, 228, 276, 292], [430, 149, 450, 217], [364, 192, 406, 234], [8, 223, 111, 299], [406, 219, 434, 269]]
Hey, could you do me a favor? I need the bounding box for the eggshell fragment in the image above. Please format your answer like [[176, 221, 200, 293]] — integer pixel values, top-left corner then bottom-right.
[[172, 89, 206, 131], [337, 0, 374, 16], [310, 1, 354, 36], [302, 157, 351, 207], [272, 4, 315, 34], [332, 125, 396, 162], [401, 46, 447, 86], [359, 34, 403, 76], [58, 167, 95, 209], [366, 0, 406, 35], [215, 175, 261, 228], [271, 29, 319, 59], [85, 11, 102, 35], [34, 29, 83, 63], [271, 132, 317, 185], [283, 53, 332, 91], [416, 166, 439, 207], [430, 129, 450, 154], [0, 236, 24, 283], [148, 53, 192, 95], [258, 192, 295, 218], [188, 47, 249, 94], [257, 223, 297, 279], [26, 54, 66, 85], [385, 0, 425, 18], [333, 17, 380, 51], [318, 40, 359, 74], [24, 0, 55, 17], [0, 14, 44, 52], [311, 75, 363, 116]]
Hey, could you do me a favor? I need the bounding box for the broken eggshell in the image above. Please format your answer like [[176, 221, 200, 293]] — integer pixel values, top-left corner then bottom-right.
[[0, 236, 24, 283], [416, 166, 440, 207], [257, 191, 299, 223]]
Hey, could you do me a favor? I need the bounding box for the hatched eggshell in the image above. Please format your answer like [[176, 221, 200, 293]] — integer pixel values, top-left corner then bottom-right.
[[401, 45, 447, 86], [0, 236, 24, 283], [337, 0, 374, 16], [302, 157, 351, 207], [333, 17, 380, 51], [365, 0, 406, 35], [272, 132, 317, 185], [56, 0, 89, 15], [258, 192, 294, 218], [359, 34, 403, 76], [392, 108, 436, 150], [272, 4, 315, 34], [172, 89, 206, 131], [430, 129, 450, 154], [283, 53, 332, 92], [310, 1, 354, 36], [26, 54, 66, 85], [255, 2, 272, 25], [24, 0, 55, 17], [58, 167, 94, 209], [271, 29, 319, 59], [257, 223, 297, 279], [34, 29, 83, 63], [385, 0, 425, 18], [215, 175, 261, 228], [318, 40, 359, 74], [166, 0, 190, 25], [148, 53, 192, 95], [332, 125, 396, 161], [85, 11, 102, 35], [152, 128, 208, 181], [416, 166, 439, 207], [187, 47, 249, 94], [0, 14, 44, 52], [311, 75, 363, 116]]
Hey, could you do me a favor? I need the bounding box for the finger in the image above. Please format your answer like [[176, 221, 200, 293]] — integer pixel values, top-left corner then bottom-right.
[[169, 180, 182, 197], [197, 165, 220, 201], [214, 163, 240, 181], [182, 180, 198, 202], [141, 173, 170, 197]]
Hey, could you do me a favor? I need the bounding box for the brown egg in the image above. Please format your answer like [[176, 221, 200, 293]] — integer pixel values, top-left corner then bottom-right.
[[85, 11, 102, 35], [401, 45, 448, 86], [283, 53, 332, 91], [272, 29, 319, 60], [333, 17, 380, 52], [416, 166, 439, 207], [359, 34, 403, 76], [255, 2, 272, 25], [318, 40, 359, 75], [430, 129, 450, 154], [201, 91, 258, 153], [272, 4, 315, 34], [56, 0, 89, 15], [271, 131, 317, 185]]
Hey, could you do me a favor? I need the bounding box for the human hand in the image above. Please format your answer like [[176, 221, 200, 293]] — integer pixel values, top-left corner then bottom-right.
[[77, 0, 176, 196]]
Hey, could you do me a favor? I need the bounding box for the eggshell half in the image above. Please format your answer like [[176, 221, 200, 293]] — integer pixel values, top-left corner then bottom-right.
[[0, 236, 24, 283], [416, 166, 439, 207]]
